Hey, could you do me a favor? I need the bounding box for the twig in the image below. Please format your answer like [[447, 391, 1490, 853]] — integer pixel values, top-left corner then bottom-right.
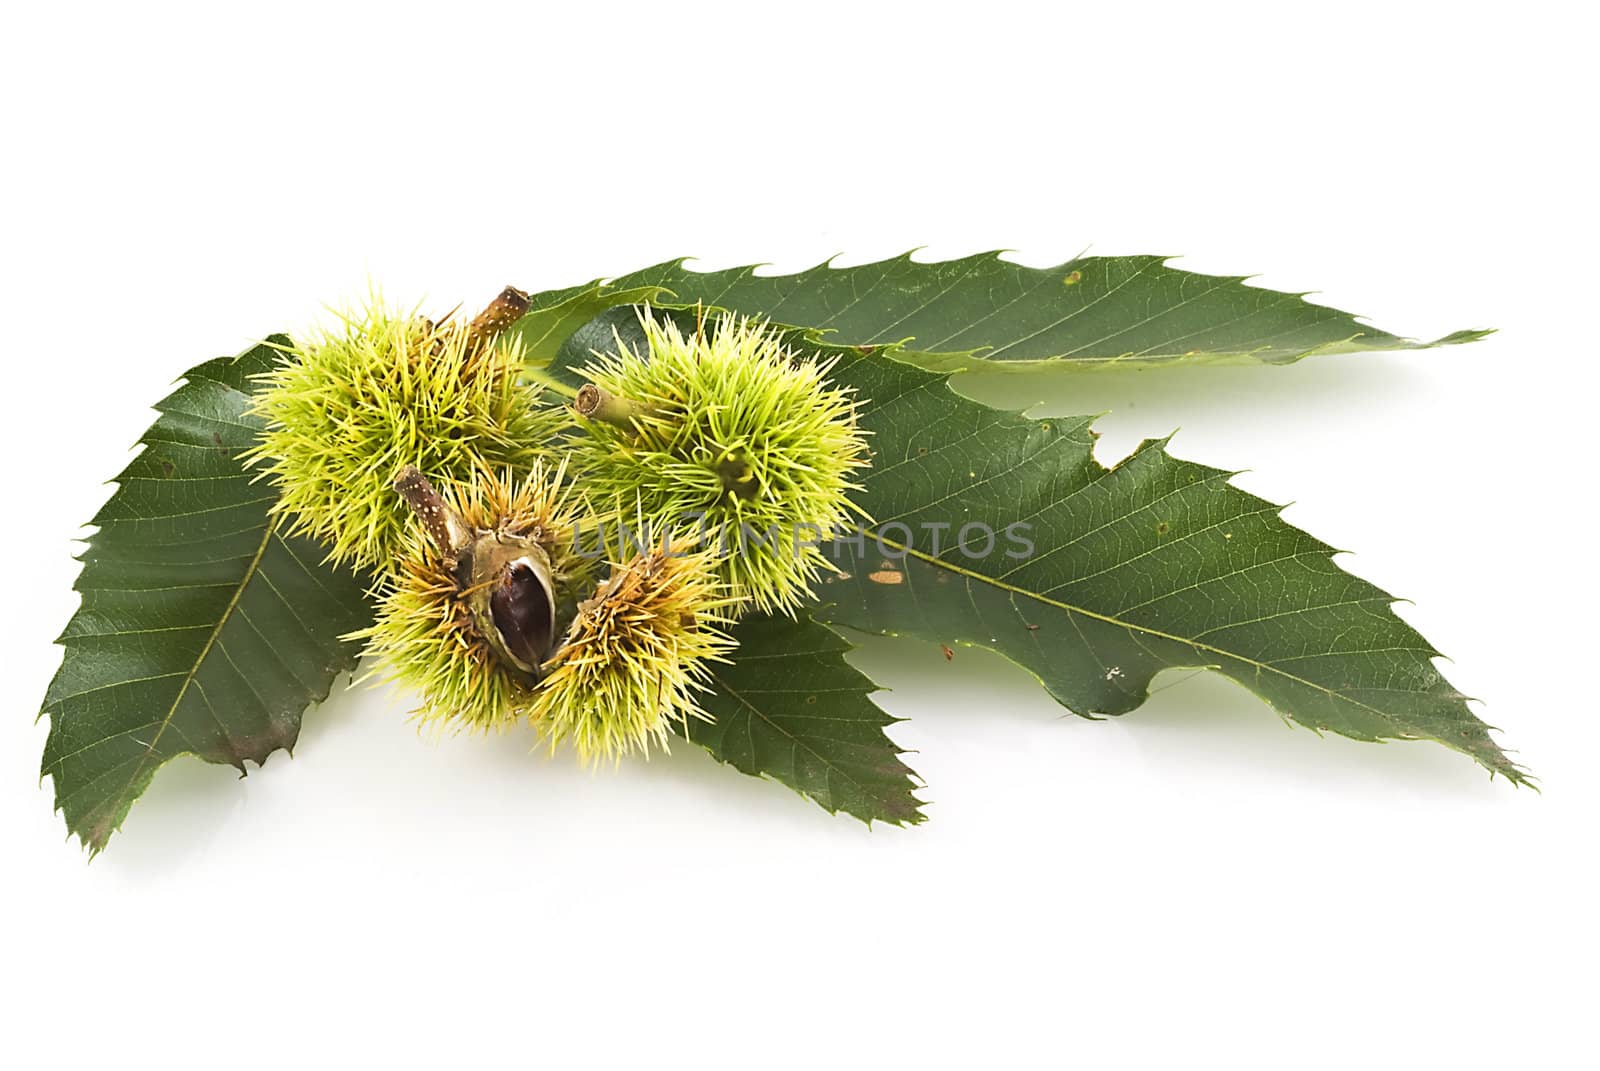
[[464, 286, 533, 353], [393, 465, 473, 557]]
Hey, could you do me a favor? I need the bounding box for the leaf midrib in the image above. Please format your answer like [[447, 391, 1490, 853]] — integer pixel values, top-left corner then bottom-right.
[[858, 526, 1430, 730], [101, 514, 279, 825]]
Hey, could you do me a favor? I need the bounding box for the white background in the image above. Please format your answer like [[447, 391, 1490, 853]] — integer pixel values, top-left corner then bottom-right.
[[3, 2, 1594, 1067]]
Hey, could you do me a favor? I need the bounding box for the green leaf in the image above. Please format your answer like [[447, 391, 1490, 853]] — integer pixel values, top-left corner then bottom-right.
[[823, 352, 1526, 783], [40, 340, 374, 855], [680, 613, 924, 826], [569, 306, 1526, 786], [604, 252, 1487, 371]]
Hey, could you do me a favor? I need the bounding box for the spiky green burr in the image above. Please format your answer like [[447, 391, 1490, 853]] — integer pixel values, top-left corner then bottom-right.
[[531, 540, 735, 763], [245, 290, 565, 571], [355, 462, 591, 734], [568, 310, 869, 614]]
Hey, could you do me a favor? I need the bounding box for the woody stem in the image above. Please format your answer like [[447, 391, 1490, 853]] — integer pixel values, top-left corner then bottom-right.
[[393, 465, 473, 557], [464, 286, 533, 353]]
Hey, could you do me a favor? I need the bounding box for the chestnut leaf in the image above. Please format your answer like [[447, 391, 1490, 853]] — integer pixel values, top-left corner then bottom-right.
[[604, 251, 1487, 371], [39, 340, 373, 855], [814, 342, 1528, 785], [685, 614, 924, 826]]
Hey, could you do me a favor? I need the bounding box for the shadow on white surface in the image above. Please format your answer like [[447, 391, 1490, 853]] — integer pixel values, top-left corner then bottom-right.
[[955, 350, 1433, 462], [70, 751, 248, 871]]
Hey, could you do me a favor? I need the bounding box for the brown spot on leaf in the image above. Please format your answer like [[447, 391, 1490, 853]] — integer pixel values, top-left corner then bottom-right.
[[868, 570, 904, 585], [160, 460, 175, 476], [85, 812, 118, 853], [1063, 270, 1083, 286], [940, 644, 954, 661]]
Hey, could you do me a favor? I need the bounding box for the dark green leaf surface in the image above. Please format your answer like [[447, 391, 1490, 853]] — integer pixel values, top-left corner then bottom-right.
[[680, 614, 923, 826], [819, 348, 1525, 782], [605, 252, 1487, 370], [40, 340, 374, 854], [570, 306, 1525, 785]]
